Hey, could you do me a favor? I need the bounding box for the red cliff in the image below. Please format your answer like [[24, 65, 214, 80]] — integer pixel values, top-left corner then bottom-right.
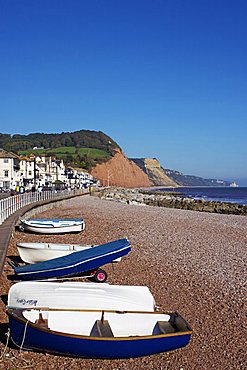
[[90, 150, 152, 188]]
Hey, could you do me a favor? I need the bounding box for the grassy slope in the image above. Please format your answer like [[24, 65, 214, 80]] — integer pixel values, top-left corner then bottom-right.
[[18, 147, 110, 159]]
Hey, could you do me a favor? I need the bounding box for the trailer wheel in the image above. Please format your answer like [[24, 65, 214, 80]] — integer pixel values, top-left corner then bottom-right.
[[94, 269, 107, 283]]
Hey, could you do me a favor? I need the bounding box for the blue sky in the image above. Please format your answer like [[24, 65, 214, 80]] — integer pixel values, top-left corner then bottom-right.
[[1, 0, 246, 184]]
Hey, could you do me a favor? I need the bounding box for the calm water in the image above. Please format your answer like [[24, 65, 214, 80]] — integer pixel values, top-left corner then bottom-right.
[[156, 187, 247, 205]]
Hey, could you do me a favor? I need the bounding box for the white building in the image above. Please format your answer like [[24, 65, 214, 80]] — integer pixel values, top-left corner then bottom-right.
[[0, 149, 97, 190], [65, 166, 95, 189], [35, 155, 66, 186], [0, 149, 20, 189], [19, 156, 36, 188]]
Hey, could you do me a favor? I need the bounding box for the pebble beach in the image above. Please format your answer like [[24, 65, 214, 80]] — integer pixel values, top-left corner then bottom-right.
[[0, 194, 246, 370]]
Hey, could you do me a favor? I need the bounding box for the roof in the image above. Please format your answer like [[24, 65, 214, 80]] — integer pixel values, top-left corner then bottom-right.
[[19, 155, 32, 161], [0, 149, 20, 159]]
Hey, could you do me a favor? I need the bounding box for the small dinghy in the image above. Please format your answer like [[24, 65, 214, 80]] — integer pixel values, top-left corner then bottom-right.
[[7, 308, 192, 359], [13, 238, 131, 282], [16, 242, 121, 264], [7, 281, 155, 311], [19, 219, 85, 234]]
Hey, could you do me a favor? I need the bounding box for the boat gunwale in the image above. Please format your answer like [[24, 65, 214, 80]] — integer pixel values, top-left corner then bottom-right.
[[22, 218, 84, 223], [16, 242, 94, 250], [20, 221, 84, 229]]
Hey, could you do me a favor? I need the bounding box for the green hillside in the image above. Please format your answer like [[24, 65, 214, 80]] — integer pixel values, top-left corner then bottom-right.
[[0, 129, 120, 170], [19, 147, 110, 170], [0, 130, 120, 154], [18, 146, 110, 158]]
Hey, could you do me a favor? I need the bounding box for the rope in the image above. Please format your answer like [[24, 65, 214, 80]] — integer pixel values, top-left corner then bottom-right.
[[0, 322, 38, 369], [0, 328, 10, 359], [19, 320, 29, 353]]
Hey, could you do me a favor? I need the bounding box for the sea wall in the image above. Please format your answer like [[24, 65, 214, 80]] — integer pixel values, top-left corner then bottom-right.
[[97, 188, 247, 215]]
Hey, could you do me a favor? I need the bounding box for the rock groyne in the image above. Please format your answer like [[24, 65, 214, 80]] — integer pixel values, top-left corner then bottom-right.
[[97, 188, 247, 215]]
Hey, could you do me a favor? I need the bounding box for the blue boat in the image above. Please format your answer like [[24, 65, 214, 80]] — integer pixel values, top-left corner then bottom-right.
[[13, 238, 131, 282], [7, 308, 192, 359]]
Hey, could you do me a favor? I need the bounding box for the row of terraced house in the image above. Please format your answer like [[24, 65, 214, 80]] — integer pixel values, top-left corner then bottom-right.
[[0, 148, 97, 191]]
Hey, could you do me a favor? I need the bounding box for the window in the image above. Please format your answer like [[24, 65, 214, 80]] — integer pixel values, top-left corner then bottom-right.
[[4, 170, 9, 177], [28, 171, 32, 176], [4, 159, 9, 163]]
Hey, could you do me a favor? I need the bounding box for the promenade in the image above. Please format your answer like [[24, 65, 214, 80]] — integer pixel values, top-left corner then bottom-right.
[[0, 190, 88, 275]]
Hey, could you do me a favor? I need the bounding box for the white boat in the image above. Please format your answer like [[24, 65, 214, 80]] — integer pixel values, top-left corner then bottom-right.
[[7, 281, 156, 312], [230, 181, 238, 187], [19, 218, 85, 234], [16, 242, 121, 264], [7, 283, 192, 358], [13, 239, 130, 282]]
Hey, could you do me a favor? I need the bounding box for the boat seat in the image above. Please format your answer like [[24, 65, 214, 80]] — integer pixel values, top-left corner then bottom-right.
[[35, 313, 48, 329], [96, 320, 114, 337], [173, 316, 189, 331], [157, 321, 176, 334]]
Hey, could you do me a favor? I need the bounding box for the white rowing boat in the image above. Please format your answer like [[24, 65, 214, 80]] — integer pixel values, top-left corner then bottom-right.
[[16, 242, 121, 264], [8, 281, 156, 311], [7, 282, 192, 358], [19, 218, 85, 234]]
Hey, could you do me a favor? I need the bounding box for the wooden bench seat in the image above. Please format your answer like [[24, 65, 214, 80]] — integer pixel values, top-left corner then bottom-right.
[[96, 320, 114, 337], [157, 321, 176, 334]]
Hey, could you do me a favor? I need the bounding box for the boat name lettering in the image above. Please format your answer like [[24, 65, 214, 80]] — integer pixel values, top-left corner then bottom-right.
[[17, 299, 38, 306]]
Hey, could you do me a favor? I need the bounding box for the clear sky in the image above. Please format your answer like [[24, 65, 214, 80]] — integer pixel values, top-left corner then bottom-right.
[[1, 0, 246, 184]]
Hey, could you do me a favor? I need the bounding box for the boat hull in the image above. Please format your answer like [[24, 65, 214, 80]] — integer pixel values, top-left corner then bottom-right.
[[16, 243, 121, 264], [17, 243, 93, 264], [8, 312, 191, 359], [19, 219, 85, 234], [14, 238, 131, 280], [8, 281, 155, 311]]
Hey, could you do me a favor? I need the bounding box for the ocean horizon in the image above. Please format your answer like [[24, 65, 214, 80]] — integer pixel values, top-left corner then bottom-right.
[[154, 186, 247, 206]]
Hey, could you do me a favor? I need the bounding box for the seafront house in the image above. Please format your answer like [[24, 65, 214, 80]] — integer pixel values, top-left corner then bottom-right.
[[0, 149, 21, 190], [64, 166, 95, 189], [19, 155, 36, 188], [0, 149, 97, 191], [33, 155, 67, 186]]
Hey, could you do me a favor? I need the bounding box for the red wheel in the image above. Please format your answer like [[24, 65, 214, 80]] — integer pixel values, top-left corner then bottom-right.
[[94, 269, 107, 283]]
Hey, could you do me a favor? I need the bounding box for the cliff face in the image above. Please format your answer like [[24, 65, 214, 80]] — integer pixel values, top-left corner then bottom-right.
[[131, 158, 178, 187], [90, 150, 152, 188]]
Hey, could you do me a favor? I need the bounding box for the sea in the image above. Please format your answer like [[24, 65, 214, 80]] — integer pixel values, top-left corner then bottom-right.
[[155, 187, 247, 206]]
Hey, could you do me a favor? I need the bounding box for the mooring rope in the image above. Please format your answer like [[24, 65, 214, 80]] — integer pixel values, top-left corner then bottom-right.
[[0, 328, 10, 359], [0, 323, 37, 369], [19, 320, 29, 353]]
